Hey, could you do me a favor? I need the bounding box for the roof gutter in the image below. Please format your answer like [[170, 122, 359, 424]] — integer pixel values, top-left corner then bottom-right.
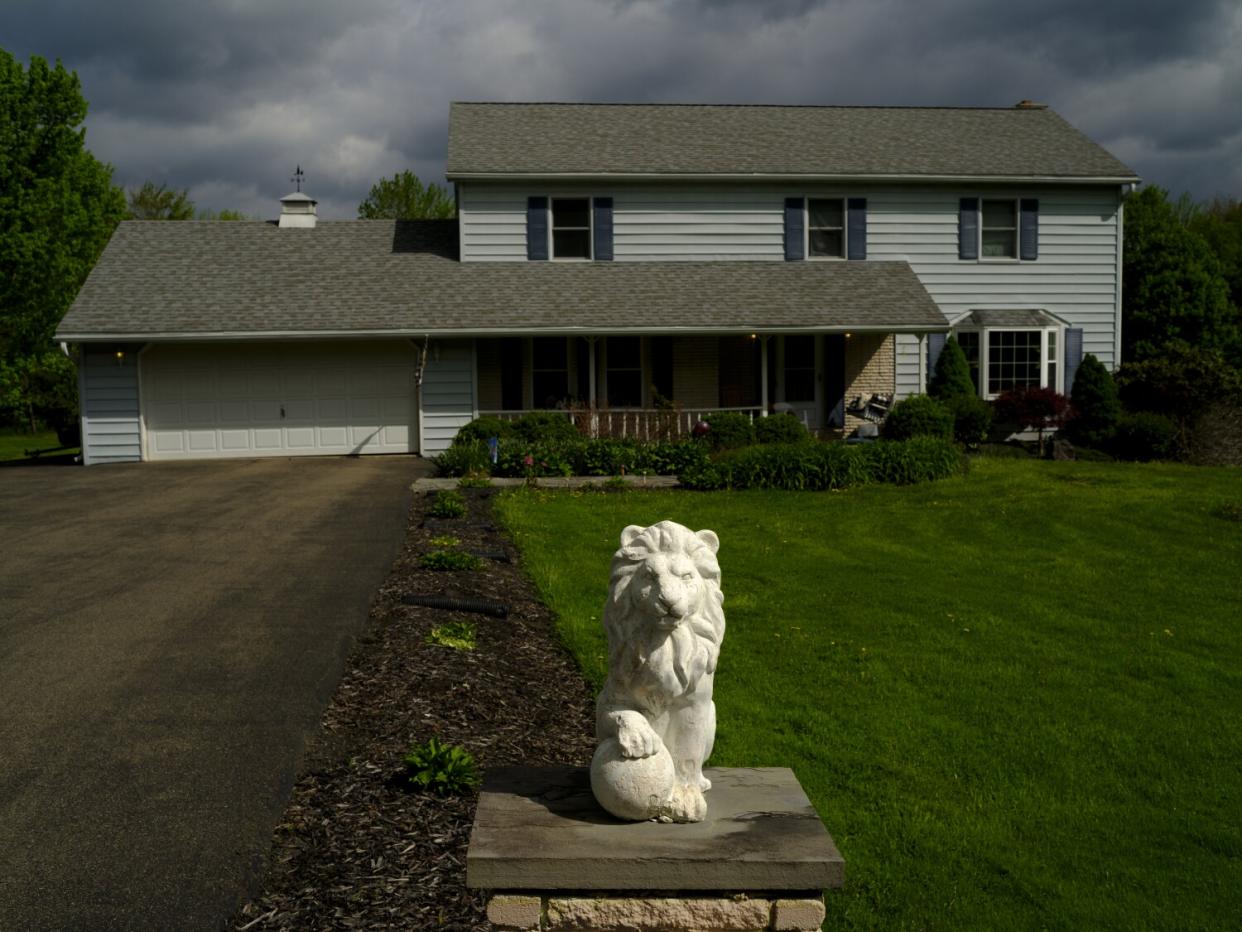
[[57, 322, 950, 343], [445, 170, 1140, 185]]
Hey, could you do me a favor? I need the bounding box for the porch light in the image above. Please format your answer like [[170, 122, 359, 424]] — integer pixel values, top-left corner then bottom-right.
[[748, 333, 757, 341], [114, 350, 126, 366], [844, 332, 852, 339]]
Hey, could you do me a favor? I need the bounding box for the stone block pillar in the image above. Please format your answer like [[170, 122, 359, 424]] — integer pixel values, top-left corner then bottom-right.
[[468, 766, 843, 932]]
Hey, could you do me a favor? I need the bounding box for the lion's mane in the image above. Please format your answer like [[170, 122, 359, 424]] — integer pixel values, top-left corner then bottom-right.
[[602, 521, 725, 704]]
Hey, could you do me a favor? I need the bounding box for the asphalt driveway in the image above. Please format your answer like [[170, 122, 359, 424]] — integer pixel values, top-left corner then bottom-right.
[[0, 455, 430, 931]]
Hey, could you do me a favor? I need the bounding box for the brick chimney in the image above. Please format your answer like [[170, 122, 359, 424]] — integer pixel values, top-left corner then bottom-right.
[[1014, 100, 1049, 110]]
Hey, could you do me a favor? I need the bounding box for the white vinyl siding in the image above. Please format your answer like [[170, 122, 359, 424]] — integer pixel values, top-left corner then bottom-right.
[[458, 181, 1122, 398], [80, 343, 144, 464], [419, 339, 476, 456]]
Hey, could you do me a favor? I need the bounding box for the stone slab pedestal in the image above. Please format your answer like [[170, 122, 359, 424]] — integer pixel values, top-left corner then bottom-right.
[[467, 765, 843, 931]]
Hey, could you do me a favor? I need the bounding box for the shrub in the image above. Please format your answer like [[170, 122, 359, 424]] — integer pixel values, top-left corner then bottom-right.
[[1065, 354, 1121, 449], [421, 549, 484, 571], [755, 413, 810, 444], [992, 388, 1069, 450], [511, 410, 579, 443], [403, 737, 481, 795], [453, 415, 515, 445], [701, 411, 756, 450], [862, 437, 964, 485], [427, 490, 467, 519], [634, 440, 710, 476], [1111, 412, 1179, 461], [1185, 401, 1242, 466], [677, 438, 960, 491], [1115, 345, 1242, 452], [882, 395, 953, 441], [495, 443, 575, 478], [928, 337, 976, 400], [435, 441, 492, 477], [943, 395, 992, 448], [427, 620, 476, 650]]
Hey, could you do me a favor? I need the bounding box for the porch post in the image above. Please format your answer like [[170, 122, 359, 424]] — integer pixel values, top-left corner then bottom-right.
[[586, 336, 598, 437], [759, 335, 770, 417]]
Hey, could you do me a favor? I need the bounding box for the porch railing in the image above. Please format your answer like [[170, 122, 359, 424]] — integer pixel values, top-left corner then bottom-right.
[[476, 406, 765, 440]]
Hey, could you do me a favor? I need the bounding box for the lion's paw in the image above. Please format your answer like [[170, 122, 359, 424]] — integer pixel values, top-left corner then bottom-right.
[[697, 774, 712, 792], [612, 711, 663, 759], [663, 784, 707, 823]]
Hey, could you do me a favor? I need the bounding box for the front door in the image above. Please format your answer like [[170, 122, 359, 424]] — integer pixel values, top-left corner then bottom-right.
[[779, 335, 821, 428]]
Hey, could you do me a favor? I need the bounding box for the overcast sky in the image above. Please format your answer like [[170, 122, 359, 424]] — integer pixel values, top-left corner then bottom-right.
[[6, 0, 1239, 219]]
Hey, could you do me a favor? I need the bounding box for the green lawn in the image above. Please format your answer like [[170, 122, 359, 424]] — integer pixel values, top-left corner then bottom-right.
[[495, 459, 1242, 930], [0, 429, 77, 462]]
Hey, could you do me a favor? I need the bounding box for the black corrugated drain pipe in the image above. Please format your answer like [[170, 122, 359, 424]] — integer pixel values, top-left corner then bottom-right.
[[400, 593, 510, 618]]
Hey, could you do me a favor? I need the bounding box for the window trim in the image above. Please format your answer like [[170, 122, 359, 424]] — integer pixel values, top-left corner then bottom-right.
[[953, 323, 1064, 398], [549, 196, 595, 262], [804, 196, 847, 261], [978, 197, 1021, 262]]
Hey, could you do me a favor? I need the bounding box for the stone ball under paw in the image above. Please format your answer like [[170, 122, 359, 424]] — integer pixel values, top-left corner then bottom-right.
[[590, 738, 675, 821]]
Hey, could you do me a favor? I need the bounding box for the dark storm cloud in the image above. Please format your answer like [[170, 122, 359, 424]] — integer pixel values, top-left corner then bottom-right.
[[4, 0, 1239, 216]]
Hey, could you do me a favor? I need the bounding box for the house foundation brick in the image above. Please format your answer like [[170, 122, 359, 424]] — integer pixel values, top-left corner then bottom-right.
[[772, 896, 826, 930], [487, 894, 542, 930]]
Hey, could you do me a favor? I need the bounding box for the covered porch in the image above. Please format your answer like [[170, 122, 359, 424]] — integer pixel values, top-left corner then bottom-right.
[[472, 330, 903, 438]]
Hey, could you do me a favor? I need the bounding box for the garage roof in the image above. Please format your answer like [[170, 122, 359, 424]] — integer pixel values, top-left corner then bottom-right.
[[447, 103, 1138, 181], [56, 220, 948, 341]]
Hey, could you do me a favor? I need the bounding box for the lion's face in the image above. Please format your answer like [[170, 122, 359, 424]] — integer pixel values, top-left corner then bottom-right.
[[628, 551, 707, 631]]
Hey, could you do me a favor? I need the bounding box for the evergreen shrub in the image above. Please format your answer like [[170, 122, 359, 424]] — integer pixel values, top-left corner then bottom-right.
[[1111, 412, 1179, 461], [453, 415, 515, 445], [1065, 354, 1121, 449], [511, 410, 579, 443], [928, 337, 976, 400], [882, 395, 954, 440], [701, 411, 756, 449], [434, 441, 492, 477], [755, 412, 810, 444], [944, 395, 992, 448]]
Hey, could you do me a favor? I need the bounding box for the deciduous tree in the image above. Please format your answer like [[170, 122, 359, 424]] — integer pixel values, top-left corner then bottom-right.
[[358, 171, 455, 220], [127, 181, 195, 220], [0, 50, 125, 428], [1123, 186, 1239, 363]]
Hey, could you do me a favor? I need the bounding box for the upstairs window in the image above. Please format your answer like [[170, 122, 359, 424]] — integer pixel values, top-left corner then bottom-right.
[[807, 199, 845, 258], [980, 199, 1018, 259], [552, 198, 592, 259]]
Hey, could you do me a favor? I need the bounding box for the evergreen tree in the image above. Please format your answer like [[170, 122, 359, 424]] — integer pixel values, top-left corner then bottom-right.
[[928, 337, 975, 400]]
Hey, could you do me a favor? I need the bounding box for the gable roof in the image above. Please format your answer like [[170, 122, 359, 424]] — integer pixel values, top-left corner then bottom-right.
[[447, 103, 1137, 181], [56, 220, 947, 341]]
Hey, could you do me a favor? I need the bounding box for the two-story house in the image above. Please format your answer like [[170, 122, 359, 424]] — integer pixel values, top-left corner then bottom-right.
[[57, 102, 1137, 464]]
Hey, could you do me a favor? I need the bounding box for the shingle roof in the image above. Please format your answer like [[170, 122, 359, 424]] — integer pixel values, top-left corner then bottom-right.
[[56, 220, 947, 339], [447, 103, 1137, 180]]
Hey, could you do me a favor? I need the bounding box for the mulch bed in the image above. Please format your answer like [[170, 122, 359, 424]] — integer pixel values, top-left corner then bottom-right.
[[232, 487, 596, 930]]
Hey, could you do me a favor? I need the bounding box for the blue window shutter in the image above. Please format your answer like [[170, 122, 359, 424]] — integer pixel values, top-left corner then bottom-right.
[[593, 197, 614, 261], [1064, 328, 1084, 393], [847, 198, 867, 260], [927, 333, 947, 382], [527, 196, 548, 261], [1020, 199, 1039, 260], [959, 197, 978, 260], [784, 197, 804, 261]]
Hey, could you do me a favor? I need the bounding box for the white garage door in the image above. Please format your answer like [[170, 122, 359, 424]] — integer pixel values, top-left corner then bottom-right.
[[142, 342, 417, 460]]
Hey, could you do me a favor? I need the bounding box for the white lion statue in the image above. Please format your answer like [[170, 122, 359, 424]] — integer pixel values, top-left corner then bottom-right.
[[590, 520, 725, 823]]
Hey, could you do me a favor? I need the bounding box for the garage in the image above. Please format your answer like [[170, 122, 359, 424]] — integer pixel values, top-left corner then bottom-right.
[[141, 342, 418, 459]]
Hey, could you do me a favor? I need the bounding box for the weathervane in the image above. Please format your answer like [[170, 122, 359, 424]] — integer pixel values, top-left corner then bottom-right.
[[291, 165, 305, 192]]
